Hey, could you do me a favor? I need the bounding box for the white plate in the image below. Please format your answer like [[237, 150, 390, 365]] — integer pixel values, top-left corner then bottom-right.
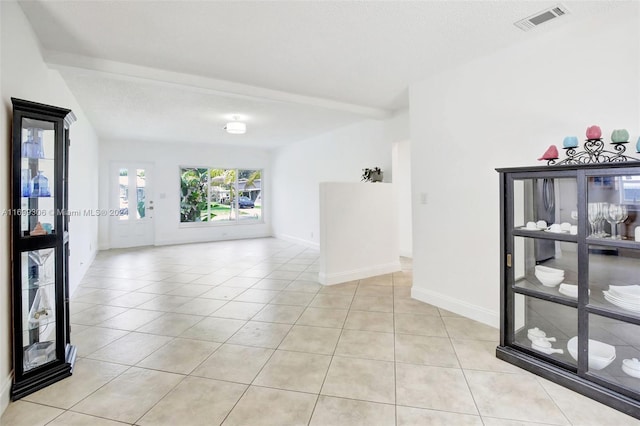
[[609, 285, 640, 299], [622, 364, 640, 378], [604, 291, 640, 305], [543, 229, 569, 233], [604, 292, 640, 312], [520, 227, 541, 231]]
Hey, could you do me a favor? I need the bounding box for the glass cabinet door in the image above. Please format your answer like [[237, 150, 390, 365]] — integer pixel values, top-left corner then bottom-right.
[[508, 175, 580, 368], [20, 117, 57, 236], [21, 249, 57, 372], [584, 171, 640, 396]]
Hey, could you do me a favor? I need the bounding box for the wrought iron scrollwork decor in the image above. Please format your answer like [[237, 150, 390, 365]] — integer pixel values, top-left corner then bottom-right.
[[547, 138, 640, 166]]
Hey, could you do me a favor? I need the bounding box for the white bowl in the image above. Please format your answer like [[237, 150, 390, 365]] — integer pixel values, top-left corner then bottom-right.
[[567, 337, 616, 370], [535, 271, 564, 287], [558, 284, 589, 299], [535, 265, 565, 276], [558, 284, 577, 298]]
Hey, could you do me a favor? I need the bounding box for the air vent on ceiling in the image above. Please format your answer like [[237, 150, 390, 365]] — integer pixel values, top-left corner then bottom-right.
[[514, 4, 570, 31]]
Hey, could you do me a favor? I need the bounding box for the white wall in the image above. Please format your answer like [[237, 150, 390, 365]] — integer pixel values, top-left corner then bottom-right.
[[392, 139, 412, 257], [271, 110, 409, 248], [98, 140, 271, 248], [409, 4, 640, 327], [0, 0, 100, 413], [319, 182, 400, 284]]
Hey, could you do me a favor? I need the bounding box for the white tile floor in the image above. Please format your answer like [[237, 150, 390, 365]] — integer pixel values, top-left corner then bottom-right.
[[3, 238, 639, 425]]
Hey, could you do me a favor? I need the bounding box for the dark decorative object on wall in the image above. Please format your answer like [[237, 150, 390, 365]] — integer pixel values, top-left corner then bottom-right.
[[361, 167, 383, 182]]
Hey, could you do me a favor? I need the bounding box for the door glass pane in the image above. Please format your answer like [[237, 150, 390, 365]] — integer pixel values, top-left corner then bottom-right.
[[238, 169, 261, 221], [20, 118, 56, 236], [21, 249, 57, 371], [209, 169, 236, 222], [136, 169, 146, 219], [587, 314, 640, 393], [513, 177, 577, 233], [587, 174, 640, 240], [589, 245, 640, 319], [513, 294, 577, 368], [180, 168, 209, 222], [513, 236, 578, 300], [119, 168, 129, 220]]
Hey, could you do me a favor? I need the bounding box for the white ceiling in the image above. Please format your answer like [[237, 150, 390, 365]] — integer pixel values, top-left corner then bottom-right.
[[18, 0, 621, 149]]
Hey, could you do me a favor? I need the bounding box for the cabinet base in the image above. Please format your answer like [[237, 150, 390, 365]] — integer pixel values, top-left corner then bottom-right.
[[496, 345, 640, 420], [11, 344, 77, 401]]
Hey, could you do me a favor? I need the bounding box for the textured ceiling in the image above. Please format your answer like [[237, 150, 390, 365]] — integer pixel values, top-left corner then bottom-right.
[[17, 0, 623, 148]]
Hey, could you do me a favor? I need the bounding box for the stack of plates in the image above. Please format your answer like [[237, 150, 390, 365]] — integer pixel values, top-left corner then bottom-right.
[[603, 285, 640, 313], [558, 284, 590, 299]]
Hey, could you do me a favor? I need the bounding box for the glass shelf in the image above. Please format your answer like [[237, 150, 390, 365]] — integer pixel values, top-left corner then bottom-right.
[[22, 341, 56, 372]]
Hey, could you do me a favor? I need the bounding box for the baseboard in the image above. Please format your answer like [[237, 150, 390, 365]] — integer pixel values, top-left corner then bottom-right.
[[273, 233, 320, 250], [319, 261, 401, 285], [153, 231, 273, 247], [399, 249, 412, 258], [0, 371, 12, 417], [69, 248, 98, 297], [411, 286, 499, 328]]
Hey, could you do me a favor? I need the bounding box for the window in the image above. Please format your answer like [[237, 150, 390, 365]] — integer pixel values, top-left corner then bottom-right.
[[180, 167, 262, 224]]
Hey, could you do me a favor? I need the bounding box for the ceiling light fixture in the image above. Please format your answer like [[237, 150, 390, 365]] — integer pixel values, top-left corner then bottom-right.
[[224, 116, 246, 134]]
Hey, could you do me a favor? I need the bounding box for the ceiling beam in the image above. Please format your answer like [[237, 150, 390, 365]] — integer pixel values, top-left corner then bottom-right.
[[43, 50, 392, 119]]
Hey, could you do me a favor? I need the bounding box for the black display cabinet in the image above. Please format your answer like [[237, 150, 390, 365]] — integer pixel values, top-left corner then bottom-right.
[[496, 162, 640, 419], [10, 98, 77, 400]]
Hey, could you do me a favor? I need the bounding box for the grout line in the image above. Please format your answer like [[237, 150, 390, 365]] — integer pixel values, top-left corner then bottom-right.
[[306, 279, 359, 425], [392, 272, 398, 426]]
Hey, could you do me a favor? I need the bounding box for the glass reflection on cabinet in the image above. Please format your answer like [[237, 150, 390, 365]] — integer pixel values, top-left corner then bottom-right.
[[514, 294, 577, 367], [589, 245, 640, 318], [587, 175, 640, 240], [588, 314, 640, 393], [513, 236, 578, 299], [513, 177, 578, 233], [20, 249, 57, 372]]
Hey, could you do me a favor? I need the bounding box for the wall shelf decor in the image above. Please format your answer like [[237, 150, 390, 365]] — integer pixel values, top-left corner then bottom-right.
[[10, 98, 77, 400], [497, 162, 640, 419]]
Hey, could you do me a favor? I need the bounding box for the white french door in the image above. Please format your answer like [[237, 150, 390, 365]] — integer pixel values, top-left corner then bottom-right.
[[110, 162, 155, 248]]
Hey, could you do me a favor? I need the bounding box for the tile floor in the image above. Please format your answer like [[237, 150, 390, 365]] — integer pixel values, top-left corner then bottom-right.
[[2, 238, 639, 425]]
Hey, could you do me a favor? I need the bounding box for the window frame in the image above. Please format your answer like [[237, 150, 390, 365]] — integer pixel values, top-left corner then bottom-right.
[[179, 166, 263, 226]]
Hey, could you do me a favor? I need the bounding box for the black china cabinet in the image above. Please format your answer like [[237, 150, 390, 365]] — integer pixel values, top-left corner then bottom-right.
[[497, 162, 640, 419], [10, 98, 77, 400]]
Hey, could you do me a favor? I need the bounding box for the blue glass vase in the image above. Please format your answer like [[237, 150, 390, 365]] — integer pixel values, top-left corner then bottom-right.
[[21, 169, 31, 197], [21, 128, 45, 159], [33, 129, 45, 158], [31, 171, 50, 197]]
